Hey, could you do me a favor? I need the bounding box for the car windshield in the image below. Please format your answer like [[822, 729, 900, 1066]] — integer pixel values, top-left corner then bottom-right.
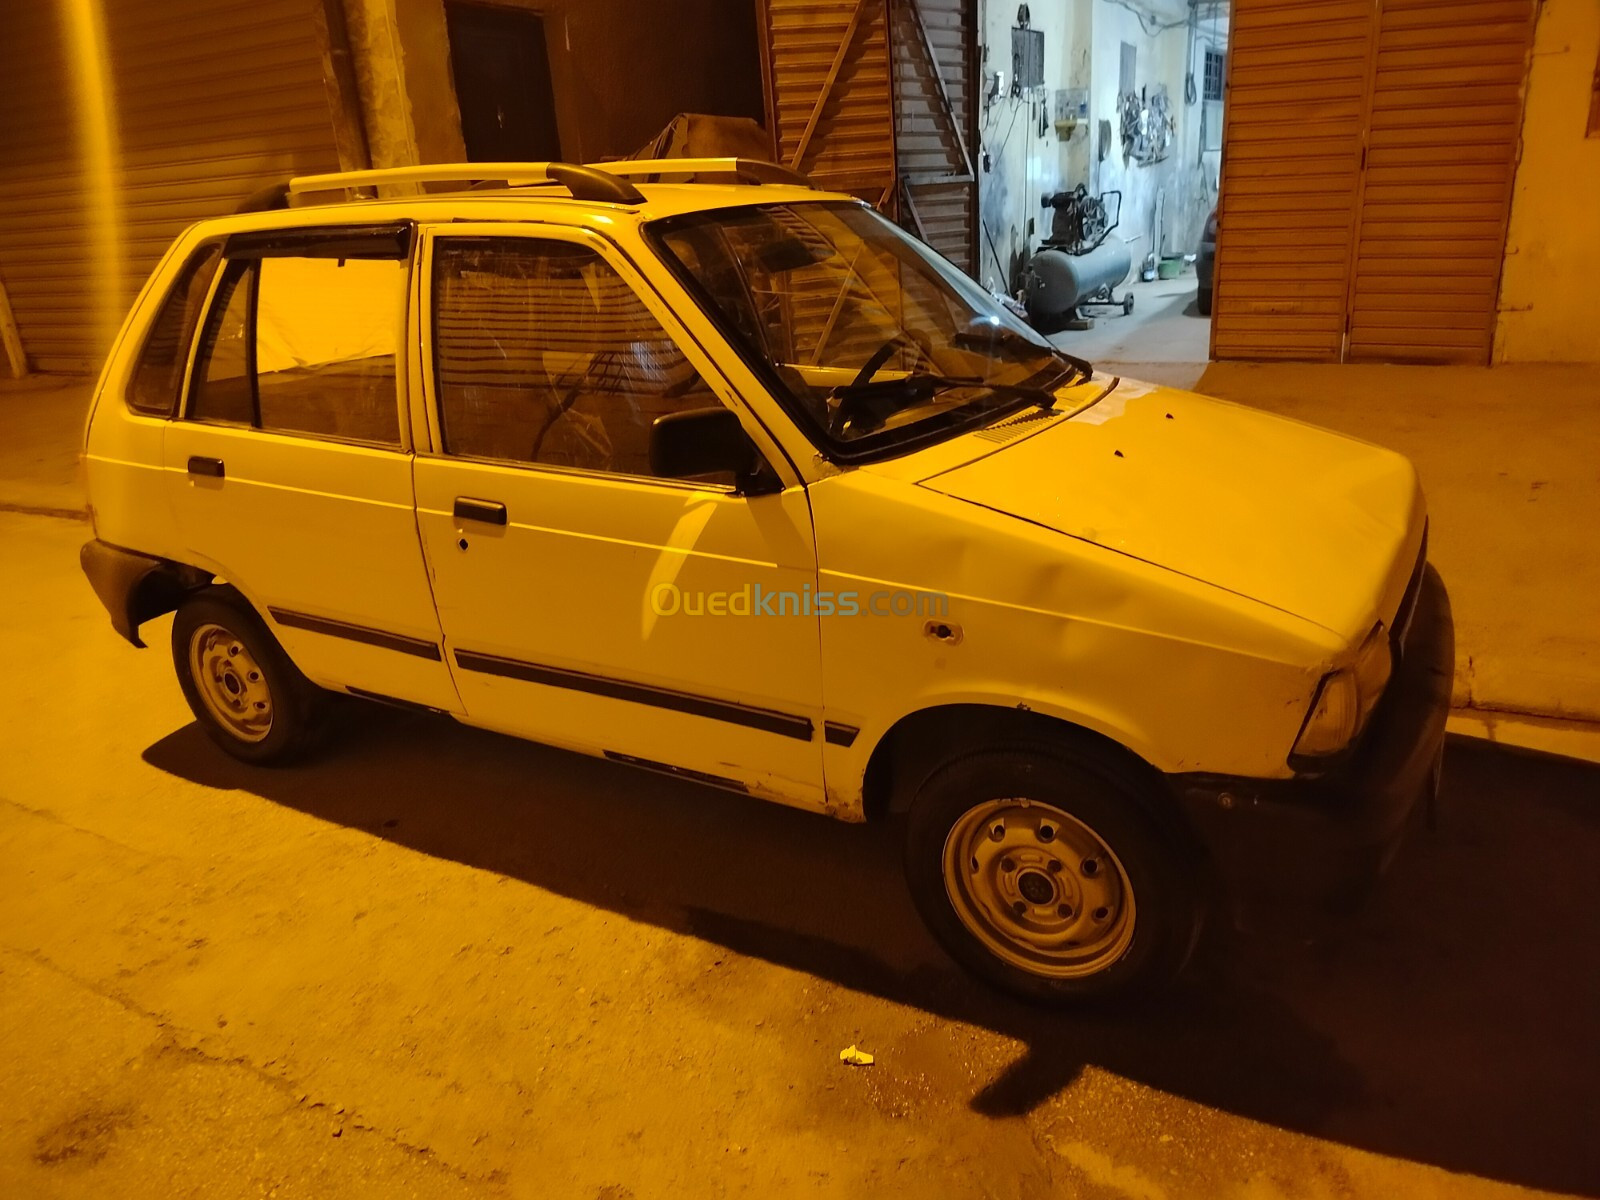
[[648, 202, 1089, 460]]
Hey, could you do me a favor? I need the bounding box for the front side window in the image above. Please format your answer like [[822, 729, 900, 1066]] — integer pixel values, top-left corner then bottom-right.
[[432, 237, 720, 478], [649, 202, 1087, 461], [186, 236, 408, 446], [126, 244, 222, 417]]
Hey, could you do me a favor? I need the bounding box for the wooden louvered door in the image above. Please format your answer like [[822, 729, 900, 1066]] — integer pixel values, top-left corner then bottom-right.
[[1344, 0, 1537, 363], [757, 0, 898, 204], [1211, 0, 1374, 361], [890, 0, 978, 274], [1214, 0, 1537, 363], [756, 0, 979, 274]]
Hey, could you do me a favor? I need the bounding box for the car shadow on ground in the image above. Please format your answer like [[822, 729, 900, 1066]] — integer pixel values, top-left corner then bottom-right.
[[144, 713, 1600, 1196]]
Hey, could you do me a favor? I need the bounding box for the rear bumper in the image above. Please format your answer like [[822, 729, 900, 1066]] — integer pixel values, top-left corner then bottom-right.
[[1172, 564, 1454, 908], [80, 539, 209, 648]]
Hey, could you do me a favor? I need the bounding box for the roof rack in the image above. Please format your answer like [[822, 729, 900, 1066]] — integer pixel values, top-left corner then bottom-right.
[[592, 158, 814, 189], [285, 162, 645, 205]]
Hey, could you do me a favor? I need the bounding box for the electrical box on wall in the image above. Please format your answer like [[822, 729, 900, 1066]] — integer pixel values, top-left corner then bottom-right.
[[1012, 27, 1044, 90], [1054, 88, 1088, 138]]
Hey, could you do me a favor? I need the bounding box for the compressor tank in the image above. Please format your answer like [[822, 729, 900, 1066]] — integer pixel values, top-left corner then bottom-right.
[[1023, 235, 1132, 326]]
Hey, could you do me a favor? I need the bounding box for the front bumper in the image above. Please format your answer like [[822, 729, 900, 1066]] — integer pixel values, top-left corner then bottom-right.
[[1172, 564, 1454, 908]]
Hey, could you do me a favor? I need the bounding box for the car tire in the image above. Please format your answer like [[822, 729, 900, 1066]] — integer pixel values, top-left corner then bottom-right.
[[1196, 285, 1212, 316], [903, 745, 1202, 1004], [171, 590, 326, 765]]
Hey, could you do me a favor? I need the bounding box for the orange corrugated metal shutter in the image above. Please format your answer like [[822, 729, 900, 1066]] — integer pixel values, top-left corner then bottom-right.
[[1212, 0, 1373, 361], [0, 0, 340, 373], [1345, 0, 1536, 363]]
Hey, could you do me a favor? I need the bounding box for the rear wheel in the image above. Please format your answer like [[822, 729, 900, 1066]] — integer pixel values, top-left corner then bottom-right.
[[904, 747, 1201, 1004], [172, 592, 325, 764], [1196, 285, 1212, 316]]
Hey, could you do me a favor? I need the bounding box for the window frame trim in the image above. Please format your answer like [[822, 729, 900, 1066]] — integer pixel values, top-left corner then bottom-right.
[[415, 220, 788, 491], [124, 240, 224, 420], [177, 225, 419, 454]]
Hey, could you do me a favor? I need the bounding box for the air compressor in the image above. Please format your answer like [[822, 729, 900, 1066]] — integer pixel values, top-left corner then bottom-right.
[[1021, 186, 1135, 332]]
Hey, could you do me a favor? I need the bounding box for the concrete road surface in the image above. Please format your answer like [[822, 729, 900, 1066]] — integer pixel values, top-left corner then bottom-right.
[[3, 511, 1597, 1199]]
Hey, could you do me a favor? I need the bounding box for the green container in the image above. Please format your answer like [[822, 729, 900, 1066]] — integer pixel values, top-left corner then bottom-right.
[[1157, 256, 1184, 280]]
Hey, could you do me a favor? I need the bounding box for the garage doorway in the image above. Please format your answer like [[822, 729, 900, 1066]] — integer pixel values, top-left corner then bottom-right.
[[446, 3, 563, 163], [975, 1, 1230, 379]]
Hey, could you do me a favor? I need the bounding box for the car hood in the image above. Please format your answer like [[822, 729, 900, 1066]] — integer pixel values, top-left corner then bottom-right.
[[910, 377, 1424, 637]]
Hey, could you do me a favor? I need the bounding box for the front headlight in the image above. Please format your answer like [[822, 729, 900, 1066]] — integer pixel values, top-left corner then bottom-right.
[[1293, 625, 1392, 760]]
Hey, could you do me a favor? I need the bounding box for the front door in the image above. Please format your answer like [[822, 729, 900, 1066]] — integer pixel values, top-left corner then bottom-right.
[[413, 225, 828, 808], [163, 224, 460, 712]]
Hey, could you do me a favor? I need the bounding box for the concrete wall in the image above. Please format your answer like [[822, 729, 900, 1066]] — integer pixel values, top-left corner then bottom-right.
[[347, 0, 766, 172], [976, 0, 1075, 294], [1173, 6, 1226, 255], [1088, 0, 1182, 267], [1495, 0, 1600, 364]]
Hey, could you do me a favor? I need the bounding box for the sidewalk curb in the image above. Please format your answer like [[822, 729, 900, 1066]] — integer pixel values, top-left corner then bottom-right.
[[0, 500, 90, 521], [1447, 708, 1600, 766]]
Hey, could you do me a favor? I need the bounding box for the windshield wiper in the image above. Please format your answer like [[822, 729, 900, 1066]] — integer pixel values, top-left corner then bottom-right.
[[951, 326, 1095, 387], [829, 372, 1063, 437]]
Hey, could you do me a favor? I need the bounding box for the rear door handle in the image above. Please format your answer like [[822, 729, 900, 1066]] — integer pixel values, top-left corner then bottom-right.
[[453, 496, 507, 526], [187, 455, 225, 479]]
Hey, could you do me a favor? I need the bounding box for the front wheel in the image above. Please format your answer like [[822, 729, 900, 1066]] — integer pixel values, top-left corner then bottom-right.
[[172, 591, 326, 764], [903, 747, 1201, 1004]]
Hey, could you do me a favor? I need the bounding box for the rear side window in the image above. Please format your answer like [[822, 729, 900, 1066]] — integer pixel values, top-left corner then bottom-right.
[[186, 227, 410, 446], [126, 245, 222, 417]]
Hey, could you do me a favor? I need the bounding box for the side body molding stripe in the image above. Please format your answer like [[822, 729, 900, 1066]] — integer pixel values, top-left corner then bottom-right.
[[452, 649, 816, 742], [267, 608, 443, 661]]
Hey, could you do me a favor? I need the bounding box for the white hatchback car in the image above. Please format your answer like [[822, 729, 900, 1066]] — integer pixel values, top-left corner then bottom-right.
[[81, 158, 1452, 1003]]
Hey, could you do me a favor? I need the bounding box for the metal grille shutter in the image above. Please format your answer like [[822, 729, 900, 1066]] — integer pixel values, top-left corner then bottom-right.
[[1345, 0, 1536, 363], [1212, 0, 1372, 361], [891, 0, 977, 274], [0, 0, 339, 373], [758, 0, 898, 203]]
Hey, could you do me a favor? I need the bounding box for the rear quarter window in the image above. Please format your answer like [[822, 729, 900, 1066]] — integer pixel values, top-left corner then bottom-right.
[[126, 244, 222, 417]]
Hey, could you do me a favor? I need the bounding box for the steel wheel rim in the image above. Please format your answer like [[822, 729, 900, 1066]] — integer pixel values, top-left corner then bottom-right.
[[941, 798, 1136, 979], [189, 623, 273, 743]]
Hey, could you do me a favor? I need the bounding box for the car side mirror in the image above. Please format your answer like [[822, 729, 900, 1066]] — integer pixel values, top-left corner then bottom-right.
[[649, 407, 780, 495]]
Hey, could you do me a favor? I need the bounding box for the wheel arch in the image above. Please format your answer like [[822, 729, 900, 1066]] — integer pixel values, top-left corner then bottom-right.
[[859, 702, 1172, 825]]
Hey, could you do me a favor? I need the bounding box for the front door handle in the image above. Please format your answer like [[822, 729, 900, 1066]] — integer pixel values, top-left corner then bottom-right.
[[187, 455, 225, 479], [453, 496, 507, 526]]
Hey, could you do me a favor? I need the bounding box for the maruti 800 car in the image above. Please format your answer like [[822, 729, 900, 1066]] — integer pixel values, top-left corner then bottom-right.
[[79, 159, 1452, 1003]]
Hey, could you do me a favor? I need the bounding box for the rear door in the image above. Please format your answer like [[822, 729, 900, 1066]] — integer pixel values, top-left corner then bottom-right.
[[162, 223, 460, 712]]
